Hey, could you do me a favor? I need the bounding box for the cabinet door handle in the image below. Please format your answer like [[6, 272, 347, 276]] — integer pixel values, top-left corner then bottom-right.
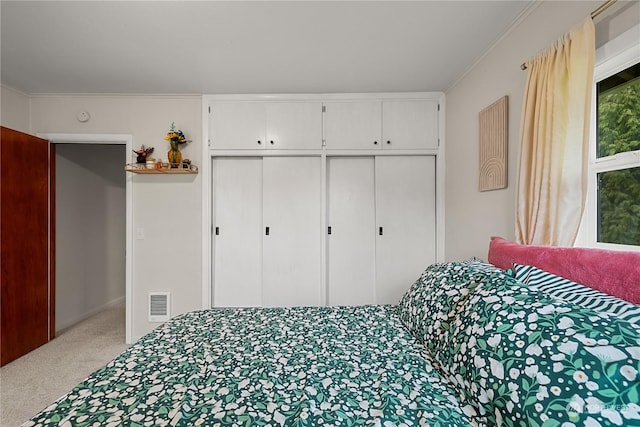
[[379, 226, 383, 236], [215, 226, 219, 236], [270, 140, 274, 145], [257, 140, 262, 145], [266, 226, 270, 236], [386, 140, 391, 145], [374, 141, 378, 145], [328, 226, 332, 235]]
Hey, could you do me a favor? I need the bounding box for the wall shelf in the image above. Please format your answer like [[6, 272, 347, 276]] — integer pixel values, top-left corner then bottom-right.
[[125, 163, 198, 174]]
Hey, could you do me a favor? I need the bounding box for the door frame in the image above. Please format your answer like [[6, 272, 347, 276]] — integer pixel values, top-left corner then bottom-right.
[[37, 133, 133, 344]]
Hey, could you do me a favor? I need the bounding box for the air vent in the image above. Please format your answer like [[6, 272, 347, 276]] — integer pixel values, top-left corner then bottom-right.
[[148, 292, 171, 322]]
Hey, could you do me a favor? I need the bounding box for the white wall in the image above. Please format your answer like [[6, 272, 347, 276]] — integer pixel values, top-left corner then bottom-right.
[[444, 0, 639, 261], [31, 95, 202, 341], [1, 85, 31, 133], [595, 1, 640, 46], [56, 144, 126, 331]]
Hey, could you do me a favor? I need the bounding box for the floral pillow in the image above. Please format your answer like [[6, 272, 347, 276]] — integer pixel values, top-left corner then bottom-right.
[[462, 257, 506, 275], [396, 262, 510, 361], [429, 269, 640, 427]]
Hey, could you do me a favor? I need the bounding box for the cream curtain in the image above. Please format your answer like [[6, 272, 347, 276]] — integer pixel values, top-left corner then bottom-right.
[[516, 18, 595, 246]]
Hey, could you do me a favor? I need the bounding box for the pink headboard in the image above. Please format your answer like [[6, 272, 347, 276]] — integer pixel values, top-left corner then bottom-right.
[[488, 236, 640, 304]]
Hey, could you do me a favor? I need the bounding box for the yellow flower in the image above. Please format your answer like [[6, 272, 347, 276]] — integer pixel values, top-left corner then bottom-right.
[[164, 123, 190, 145]]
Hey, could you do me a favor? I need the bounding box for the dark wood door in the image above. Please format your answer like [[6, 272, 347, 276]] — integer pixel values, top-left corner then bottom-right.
[[1, 126, 55, 366]]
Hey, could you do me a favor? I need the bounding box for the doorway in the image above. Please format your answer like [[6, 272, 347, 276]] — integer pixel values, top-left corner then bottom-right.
[[38, 133, 133, 343], [55, 144, 126, 330]]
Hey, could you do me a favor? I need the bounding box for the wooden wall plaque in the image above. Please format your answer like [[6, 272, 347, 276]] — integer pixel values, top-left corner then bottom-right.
[[479, 96, 508, 191]]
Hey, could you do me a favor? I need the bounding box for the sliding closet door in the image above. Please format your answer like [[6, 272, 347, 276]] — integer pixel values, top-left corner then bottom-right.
[[375, 156, 436, 304], [326, 157, 376, 305], [212, 158, 263, 307], [262, 157, 322, 306]]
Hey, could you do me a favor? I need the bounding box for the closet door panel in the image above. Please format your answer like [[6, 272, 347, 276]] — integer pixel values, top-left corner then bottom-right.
[[375, 156, 436, 304], [324, 102, 382, 149], [263, 157, 322, 306], [327, 157, 376, 305], [209, 103, 266, 149], [212, 158, 263, 307], [382, 100, 439, 149], [265, 102, 323, 149]]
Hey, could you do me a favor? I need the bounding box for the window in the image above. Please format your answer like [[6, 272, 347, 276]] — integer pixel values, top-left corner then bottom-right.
[[596, 64, 640, 246], [581, 25, 640, 249], [597, 62, 640, 158]]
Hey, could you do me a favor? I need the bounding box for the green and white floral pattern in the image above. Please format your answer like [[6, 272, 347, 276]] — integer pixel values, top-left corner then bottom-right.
[[24, 262, 640, 427], [398, 263, 640, 427], [24, 305, 474, 427]]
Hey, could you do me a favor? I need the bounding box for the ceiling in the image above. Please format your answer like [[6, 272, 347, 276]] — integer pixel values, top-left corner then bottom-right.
[[1, 1, 532, 95]]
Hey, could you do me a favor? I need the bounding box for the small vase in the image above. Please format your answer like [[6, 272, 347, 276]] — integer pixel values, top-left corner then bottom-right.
[[168, 144, 182, 167]]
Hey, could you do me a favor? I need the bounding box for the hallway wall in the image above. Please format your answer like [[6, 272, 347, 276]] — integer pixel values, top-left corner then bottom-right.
[[55, 144, 126, 331]]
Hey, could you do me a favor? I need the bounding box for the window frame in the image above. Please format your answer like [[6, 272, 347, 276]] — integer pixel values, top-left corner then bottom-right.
[[579, 24, 640, 250]]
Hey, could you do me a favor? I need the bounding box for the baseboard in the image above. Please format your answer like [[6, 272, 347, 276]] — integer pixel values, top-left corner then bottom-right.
[[56, 296, 125, 333]]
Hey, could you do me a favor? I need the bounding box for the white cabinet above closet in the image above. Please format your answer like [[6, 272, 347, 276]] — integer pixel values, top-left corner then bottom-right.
[[208, 103, 264, 150], [324, 99, 439, 150], [382, 100, 439, 150], [266, 103, 322, 149], [209, 102, 323, 150], [324, 101, 382, 149]]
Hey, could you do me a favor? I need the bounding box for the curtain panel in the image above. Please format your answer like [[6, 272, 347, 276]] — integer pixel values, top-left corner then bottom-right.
[[516, 18, 595, 246]]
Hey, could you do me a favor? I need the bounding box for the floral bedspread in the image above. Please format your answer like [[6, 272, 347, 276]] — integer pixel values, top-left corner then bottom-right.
[[398, 262, 640, 427], [24, 305, 474, 427]]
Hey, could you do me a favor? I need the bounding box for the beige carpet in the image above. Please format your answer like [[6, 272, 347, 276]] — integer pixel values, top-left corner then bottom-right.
[[0, 303, 129, 427]]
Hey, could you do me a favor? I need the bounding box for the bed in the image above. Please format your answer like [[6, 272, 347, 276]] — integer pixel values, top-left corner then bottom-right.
[[23, 238, 640, 427], [24, 306, 473, 427]]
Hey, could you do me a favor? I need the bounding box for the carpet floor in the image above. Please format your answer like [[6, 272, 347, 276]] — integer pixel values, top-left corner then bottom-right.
[[0, 303, 129, 427]]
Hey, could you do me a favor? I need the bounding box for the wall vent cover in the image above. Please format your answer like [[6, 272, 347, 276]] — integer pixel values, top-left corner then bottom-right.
[[148, 292, 171, 322]]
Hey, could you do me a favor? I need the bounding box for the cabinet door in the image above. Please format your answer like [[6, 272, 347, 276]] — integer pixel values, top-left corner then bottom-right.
[[265, 102, 323, 149], [209, 103, 266, 149], [382, 100, 439, 149], [327, 157, 376, 305], [375, 156, 436, 304], [212, 158, 263, 306], [262, 157, 322, 306], [324, 102, 382, 149]]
